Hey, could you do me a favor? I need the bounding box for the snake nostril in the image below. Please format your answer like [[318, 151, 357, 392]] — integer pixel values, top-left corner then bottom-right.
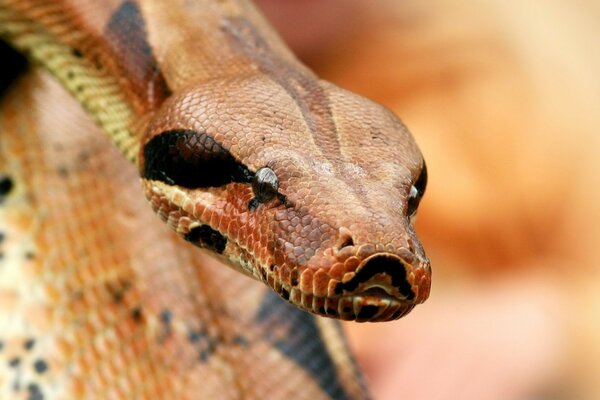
[[336, 227, 355, 250], [339, 236, 354, 249]]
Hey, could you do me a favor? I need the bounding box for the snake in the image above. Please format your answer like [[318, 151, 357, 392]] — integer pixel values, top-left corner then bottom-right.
[[0, 0, 431, 398]]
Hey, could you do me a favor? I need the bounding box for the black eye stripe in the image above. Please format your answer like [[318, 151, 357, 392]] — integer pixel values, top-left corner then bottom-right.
[[142, 129, 253, 188]]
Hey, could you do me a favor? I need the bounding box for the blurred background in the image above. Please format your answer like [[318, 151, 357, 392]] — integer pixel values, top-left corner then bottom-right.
[[255, 1, 600, 399]]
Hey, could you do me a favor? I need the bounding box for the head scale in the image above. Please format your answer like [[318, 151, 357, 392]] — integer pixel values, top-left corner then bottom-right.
[[140, 75, 431, 322]]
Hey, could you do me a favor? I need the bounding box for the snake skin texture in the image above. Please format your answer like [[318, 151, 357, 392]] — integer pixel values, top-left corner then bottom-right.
[[0, 0, 430, 398]]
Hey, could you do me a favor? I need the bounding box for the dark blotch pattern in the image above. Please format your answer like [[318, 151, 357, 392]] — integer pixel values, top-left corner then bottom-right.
[[143, 129, 253, 188], [233, 335, 249, 347], [105, 278, 132, 303], [160, 309, 172, 325], [0, 336, 47, 398], [104, 0, 171, 106], [184, 225, 227, 254], [186, 327, 218, 363], [23, 339, 35, 351], [71, 48, 83, 58], [33, 359, 48, 374], [0, 175, 14, 199], [27, 383, 44, 400], [159, 309, 173, 339], [256, 290, 359, 400], [0, 40, 27, 96], [130, 306, 143, 322]]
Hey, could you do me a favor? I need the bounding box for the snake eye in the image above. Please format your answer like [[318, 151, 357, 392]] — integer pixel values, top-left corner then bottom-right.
[[407, 161, 427, 218], [252, 167, 279, 203]]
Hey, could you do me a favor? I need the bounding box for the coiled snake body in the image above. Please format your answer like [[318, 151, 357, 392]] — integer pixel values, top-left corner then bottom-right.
[[0, 0, 430, 398]]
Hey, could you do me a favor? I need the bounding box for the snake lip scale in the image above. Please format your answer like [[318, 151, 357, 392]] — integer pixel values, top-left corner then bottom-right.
[[263, 246, 430, 322]]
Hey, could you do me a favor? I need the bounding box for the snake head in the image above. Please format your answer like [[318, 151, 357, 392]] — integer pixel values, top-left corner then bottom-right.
[[139, 75, 430, 322]]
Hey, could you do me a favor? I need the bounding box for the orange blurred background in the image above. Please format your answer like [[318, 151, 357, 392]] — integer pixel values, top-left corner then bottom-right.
[[256, 1, 600, 399]]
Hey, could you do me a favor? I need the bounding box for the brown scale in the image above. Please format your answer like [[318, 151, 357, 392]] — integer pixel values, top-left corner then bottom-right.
[[0, 0, 431, 397], [0, 63, 367, 399]]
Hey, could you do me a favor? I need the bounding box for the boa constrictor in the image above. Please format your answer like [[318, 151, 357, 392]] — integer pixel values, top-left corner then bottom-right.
[[0, 0, 430, 398]]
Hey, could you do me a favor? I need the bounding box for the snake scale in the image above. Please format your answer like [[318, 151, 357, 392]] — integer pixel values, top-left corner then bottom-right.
[[0, 0, 430, 399]]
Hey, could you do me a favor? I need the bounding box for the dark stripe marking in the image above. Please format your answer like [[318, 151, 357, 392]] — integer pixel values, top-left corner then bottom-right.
[[221, 18, 343, 161], [255, 290, 352, 400], [143, 129, 254, 188], [184, 225, 227, 254], [105, 0, 171, 108]]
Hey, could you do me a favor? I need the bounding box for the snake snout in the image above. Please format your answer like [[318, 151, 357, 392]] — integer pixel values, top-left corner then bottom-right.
[[326, 253, 425, 321], [349, 254, 414, 301]]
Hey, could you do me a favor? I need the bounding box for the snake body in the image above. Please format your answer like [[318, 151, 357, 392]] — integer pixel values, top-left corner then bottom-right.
[[0, 0, 430, 398]]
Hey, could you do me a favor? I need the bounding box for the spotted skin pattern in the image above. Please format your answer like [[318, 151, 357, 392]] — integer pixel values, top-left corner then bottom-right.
[[0, 0, 430, 398]]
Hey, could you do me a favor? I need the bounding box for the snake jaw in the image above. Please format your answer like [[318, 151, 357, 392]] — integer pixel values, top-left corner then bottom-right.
[[333, 252, 429, 322], [144, 173, 431, 322], [268, 281, 417, 322], [261, 243, 430, 322]]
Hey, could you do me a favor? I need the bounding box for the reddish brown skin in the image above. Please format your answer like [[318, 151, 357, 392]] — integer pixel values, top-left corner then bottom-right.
[[135, 10, 429, 322], [141, 63, 430, 321], [0, 2, 431, 397]]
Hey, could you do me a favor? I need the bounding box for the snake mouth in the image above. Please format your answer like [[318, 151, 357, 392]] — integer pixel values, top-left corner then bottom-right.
[[271, 281, 415, 322], [337, 285, 415, 321], [265, 253, 425, 321], [352, 286, 399, 302], [339, 253, 417, 302]]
